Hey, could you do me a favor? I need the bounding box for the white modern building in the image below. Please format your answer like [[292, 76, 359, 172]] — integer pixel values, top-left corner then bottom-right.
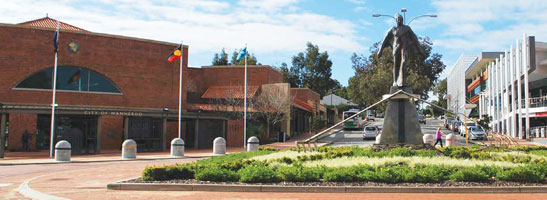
[[447, 54, 478, 115], [463, 34, 547, 139]]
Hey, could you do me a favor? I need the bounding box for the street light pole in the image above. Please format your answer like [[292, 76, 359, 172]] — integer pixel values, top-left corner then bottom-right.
[[372, 9, 437, 25]]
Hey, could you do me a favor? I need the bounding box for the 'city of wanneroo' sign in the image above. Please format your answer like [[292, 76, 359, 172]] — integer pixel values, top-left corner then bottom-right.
[[83, 110, 143, 117]]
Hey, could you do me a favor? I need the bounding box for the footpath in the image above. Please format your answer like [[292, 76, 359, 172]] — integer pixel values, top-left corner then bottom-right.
[[0, 134, 317, 166]]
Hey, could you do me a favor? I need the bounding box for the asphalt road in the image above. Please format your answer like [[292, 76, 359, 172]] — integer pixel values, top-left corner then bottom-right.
[[319, 118, 469, 147]]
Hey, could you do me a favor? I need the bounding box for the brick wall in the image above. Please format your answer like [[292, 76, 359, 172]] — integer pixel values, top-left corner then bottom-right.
[[7, 114, 37, 151], [99, 115, 123, 150], [0, 24, 188, 111]]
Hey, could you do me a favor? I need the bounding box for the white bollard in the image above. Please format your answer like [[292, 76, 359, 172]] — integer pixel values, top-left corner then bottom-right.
[[213, 137, 226, 155], [446, 133, 455, 146], [55, 140, 71, 162], [375, 134, 382, 144], [423, 134, 435, 146], [247, 136, 259, 152], [171, 138, 185, 157], [122, 139, 137, 160]]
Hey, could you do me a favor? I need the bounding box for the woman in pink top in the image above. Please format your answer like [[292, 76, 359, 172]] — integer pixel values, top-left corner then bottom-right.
[[434, 127, 443, 147]]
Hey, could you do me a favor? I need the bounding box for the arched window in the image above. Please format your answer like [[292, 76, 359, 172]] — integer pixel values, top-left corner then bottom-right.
[[15, 66, 122, 94]]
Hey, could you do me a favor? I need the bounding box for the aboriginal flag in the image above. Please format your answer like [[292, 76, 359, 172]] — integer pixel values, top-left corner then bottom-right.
[[168, 44, 182, 62]]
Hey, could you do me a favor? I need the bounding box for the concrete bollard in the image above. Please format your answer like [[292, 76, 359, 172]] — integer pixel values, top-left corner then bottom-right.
[[375, 134, 382, 144], [423, 134, 435, 146], [55, 140, 71, 162], [171, 138, 185, 157], [446, 133, 456, 146], [213, 137, 226, 155], [247, 136, 259, 152], [122, 139, 137, 160]]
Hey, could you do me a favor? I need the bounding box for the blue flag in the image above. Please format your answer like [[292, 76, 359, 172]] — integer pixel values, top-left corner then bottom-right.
[[236, 46, 247, 62], [53, 26, 59, 53]]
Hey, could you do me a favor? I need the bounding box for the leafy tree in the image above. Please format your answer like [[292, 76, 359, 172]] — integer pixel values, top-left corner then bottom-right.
[[477, 114, 492, 131], [231, 50, 258, 65], [286, 42, 338, 97], [431, 78, 448, 116], [212, 48, 229, 65], [349, 37, 446, 108]]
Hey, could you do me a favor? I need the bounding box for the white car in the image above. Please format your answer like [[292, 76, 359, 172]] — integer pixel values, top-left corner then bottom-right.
[[459, 122, 476, 136], [469, 126, 486, 140], [363, 126, 379, 140], [367, 115, 375, 122]]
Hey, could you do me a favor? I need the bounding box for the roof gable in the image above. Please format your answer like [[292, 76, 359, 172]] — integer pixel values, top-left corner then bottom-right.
[[18, 16, 89, 32]]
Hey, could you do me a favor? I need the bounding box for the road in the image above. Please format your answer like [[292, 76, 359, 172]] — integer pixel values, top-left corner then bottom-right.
[[319, 118, 469, 147]]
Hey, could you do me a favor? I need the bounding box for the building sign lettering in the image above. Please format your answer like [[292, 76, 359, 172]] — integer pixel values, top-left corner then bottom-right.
[[83, 111, 143, 116]]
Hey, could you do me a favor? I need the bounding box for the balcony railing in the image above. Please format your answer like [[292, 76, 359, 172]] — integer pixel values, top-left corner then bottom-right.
[[521, 95, 547, 108]]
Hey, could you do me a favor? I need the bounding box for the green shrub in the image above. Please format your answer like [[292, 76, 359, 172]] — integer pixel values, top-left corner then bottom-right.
[[194, 167, 239, 182], [324, 148, 353, 159], [195, 150, 274, 166], [450, 167, 490, 182], [470, 152, 492, 160], [375, 166, 409, 183], [497, 166, 545, 183], [239, 164, 279, 183], [386, 147, 414, 157], [142, 166, 169, 181], [142, 164, 194, 181], [406, 165, 452, 183], [414, 149, 439, 157], [323, 167, 358, 182], [257, 146, 279, 151], [278, 156, 294, 164], [449, 148, 471, 159], [277, 165, 320, 182]]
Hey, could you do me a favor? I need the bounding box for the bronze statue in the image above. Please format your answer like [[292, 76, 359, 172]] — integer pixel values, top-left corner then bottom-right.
[[378, 13, 425, 87]]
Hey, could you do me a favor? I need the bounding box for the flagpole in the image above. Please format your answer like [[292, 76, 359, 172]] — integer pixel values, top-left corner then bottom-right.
[[244, 44, 248, 148], [49, 22, 60, 158], [178, 42, 183, 139]]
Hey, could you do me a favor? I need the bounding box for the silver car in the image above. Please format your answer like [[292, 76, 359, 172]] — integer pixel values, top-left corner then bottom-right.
[[469, 126, 486, 140], [363, 126, 379, 140]]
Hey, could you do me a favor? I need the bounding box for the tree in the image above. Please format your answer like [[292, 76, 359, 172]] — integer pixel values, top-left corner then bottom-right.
[[231, 50, 258, 65], [286, 42, 338, 97], [212, 48, 229, 65], [348, 37, 446, 108], [431, 78, 448, 116], [477, 114, 492, 131]]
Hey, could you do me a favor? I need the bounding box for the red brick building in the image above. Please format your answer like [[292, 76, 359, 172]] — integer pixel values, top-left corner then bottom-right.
[[0, 17, 328, 155]]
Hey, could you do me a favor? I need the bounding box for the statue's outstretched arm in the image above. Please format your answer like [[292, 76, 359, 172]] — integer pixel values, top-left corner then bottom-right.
[[378, 29, 393, 58]]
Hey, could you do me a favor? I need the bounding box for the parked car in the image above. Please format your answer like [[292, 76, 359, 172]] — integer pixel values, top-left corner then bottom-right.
[[418, 114, 426, 124], [451, 121, 462, 132], [363, 125, 379, 140], [459, 122, 477, 136], [367, 115, 375, 122], [445, 117, 454, 129], [468, 126, 486, 140]]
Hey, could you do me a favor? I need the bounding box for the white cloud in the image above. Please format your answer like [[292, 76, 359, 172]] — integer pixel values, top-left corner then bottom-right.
[[344, 0, 365, 5], [0, 0, 364, 58], [432, 0, 547, 51]]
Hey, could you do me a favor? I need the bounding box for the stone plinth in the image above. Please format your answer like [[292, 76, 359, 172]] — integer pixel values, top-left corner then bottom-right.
[[379, 87, 423, 145]]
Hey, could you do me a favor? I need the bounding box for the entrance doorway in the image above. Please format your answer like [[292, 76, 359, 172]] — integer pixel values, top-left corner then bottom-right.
[[127, 117, 163, 152], [36, 115, 98, 154]]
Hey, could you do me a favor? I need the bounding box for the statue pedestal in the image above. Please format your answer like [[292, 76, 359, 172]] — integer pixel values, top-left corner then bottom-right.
[[379, 86, 423, 145]]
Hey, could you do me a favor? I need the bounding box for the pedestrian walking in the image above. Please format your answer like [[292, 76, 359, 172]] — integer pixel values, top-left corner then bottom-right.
[[22, 129, 30, 151], [434, 127, 443, 147]]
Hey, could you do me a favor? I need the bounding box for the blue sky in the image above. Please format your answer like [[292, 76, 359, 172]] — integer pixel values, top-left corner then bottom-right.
[[2, 0, 547, 87]]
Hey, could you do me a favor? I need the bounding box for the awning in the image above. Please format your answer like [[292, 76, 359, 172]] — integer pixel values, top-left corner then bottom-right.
[[201, 86, 259, 99], [291, 99, 313, 112]]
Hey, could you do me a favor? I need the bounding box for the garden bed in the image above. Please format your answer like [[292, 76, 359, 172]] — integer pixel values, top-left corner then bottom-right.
[[132, 146, 547, 188]]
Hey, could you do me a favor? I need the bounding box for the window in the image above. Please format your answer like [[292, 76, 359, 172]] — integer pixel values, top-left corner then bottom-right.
[[15, 66, 121, 94]]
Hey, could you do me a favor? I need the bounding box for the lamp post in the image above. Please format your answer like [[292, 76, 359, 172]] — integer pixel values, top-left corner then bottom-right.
[[372, 9, 437, 26]]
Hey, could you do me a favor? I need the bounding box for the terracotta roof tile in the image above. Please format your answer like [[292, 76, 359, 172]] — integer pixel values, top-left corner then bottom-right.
[[18, 17, 89, 32], [201, 86, 259, 99], [291, 98, 313, 112]]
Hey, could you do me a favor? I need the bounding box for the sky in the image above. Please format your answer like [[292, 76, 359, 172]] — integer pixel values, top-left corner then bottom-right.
[[2, 0, 547, 87]]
